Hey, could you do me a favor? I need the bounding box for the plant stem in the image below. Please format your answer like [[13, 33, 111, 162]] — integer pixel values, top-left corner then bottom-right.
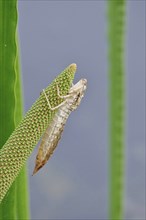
[[108, 0, 126, 219], [15, 34, 30, 219]]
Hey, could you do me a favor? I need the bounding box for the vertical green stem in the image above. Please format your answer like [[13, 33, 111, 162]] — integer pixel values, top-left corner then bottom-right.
[[108, 0, 126, 219], [16, 166, 30, 219], [15, 36, 30, 219]]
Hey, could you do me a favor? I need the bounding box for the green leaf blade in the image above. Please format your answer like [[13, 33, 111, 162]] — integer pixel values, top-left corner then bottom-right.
[[0, 63, 76, 203]]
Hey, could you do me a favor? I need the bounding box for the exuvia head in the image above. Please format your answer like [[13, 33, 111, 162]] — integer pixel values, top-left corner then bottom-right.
[[68, 78, 87, 111], [70, 78, 87, 94], [81, 78, 87, 92]]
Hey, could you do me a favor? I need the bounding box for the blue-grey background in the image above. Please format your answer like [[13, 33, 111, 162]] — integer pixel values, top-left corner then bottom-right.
[[18, 1, 145, 219]]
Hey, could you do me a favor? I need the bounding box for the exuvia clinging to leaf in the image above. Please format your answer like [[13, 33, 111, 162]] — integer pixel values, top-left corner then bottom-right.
[[33, 78, 87, 175]]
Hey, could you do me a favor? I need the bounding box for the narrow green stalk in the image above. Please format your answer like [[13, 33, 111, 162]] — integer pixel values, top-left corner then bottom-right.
[[15, 35, 30, 219], [0, 63, 76, 204], [16, 166, 30, 219], [108, 0, 126, 219]]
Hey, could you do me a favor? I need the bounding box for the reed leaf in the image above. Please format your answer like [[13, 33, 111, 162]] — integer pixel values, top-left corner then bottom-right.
[[0, 1, 18, 219], [0, 63, 76, 204]]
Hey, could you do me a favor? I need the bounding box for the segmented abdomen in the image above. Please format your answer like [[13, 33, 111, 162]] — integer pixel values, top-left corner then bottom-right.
[[33, 103, 72, 174]]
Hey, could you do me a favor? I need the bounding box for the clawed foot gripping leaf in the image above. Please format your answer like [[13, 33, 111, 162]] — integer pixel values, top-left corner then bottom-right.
[[0, 63, 77, 203]]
